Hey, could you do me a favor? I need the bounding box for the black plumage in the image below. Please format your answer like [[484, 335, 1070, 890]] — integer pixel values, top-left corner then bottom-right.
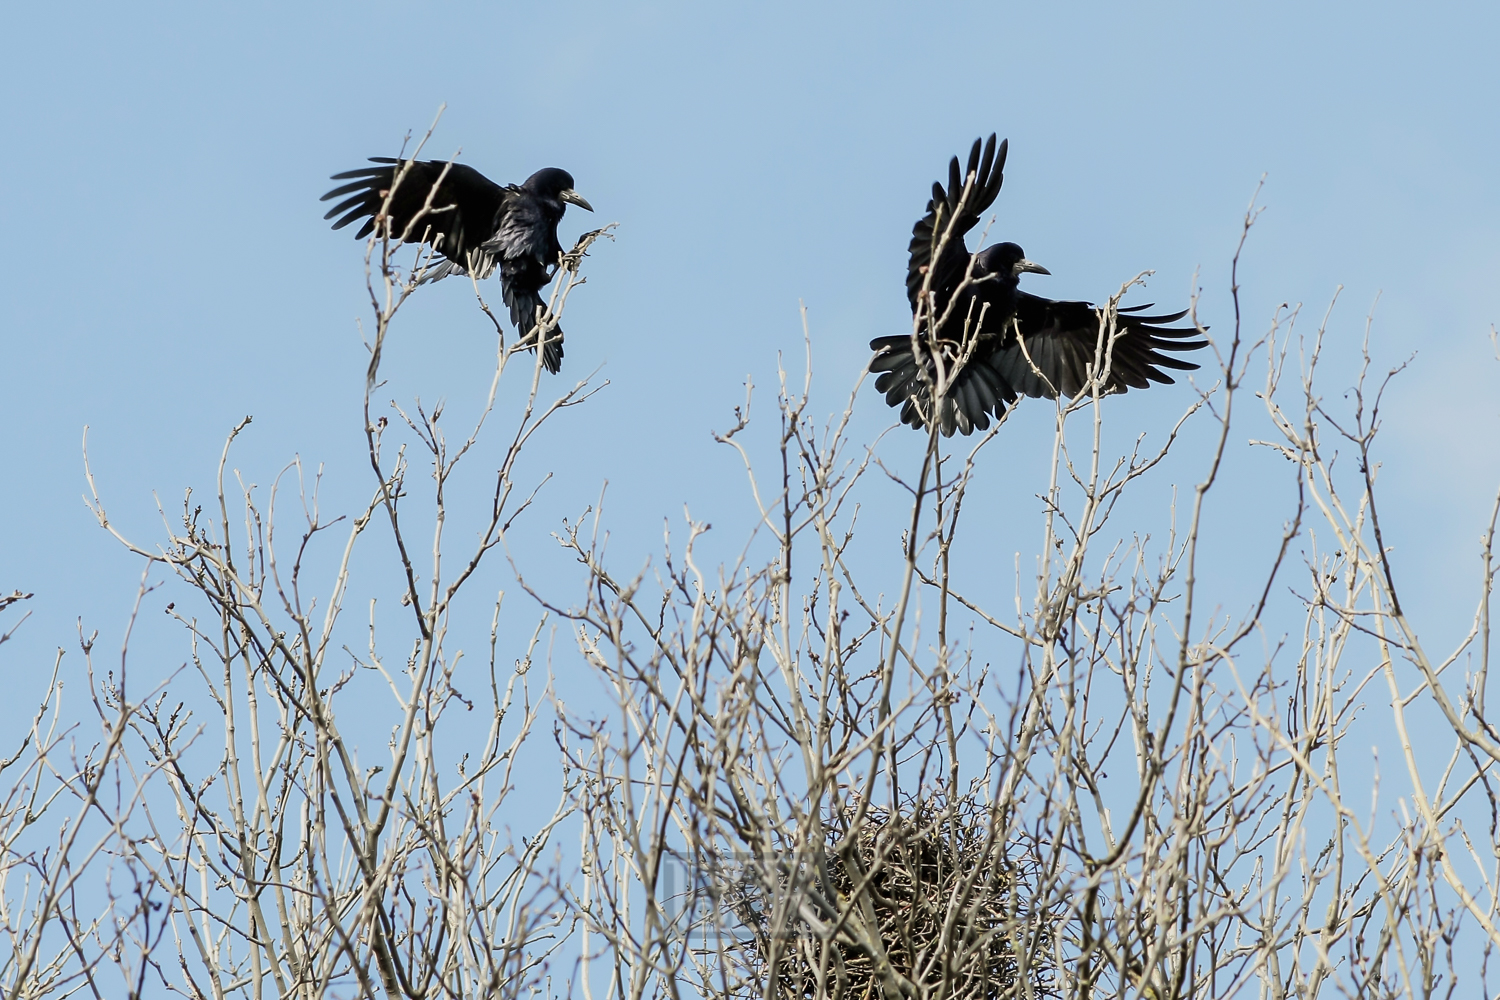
[[872, 136, 1206, 436], [321, 158, 593, 374]]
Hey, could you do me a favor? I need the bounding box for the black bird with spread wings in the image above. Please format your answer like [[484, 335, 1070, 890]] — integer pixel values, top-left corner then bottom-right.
[[321, 159, 593, 374], [870, 135, 1206, 435]]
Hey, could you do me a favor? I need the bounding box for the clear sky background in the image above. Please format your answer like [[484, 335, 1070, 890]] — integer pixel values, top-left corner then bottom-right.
[[2, 2, 1498, 793]]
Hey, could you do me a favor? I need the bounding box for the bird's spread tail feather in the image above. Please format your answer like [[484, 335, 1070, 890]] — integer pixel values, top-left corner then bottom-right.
[[507, 287, 564, 374], [869, 335, 1015, 437]]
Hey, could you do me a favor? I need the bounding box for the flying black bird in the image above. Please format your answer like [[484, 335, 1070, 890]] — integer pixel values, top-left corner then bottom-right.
[[321, 159, 593, 373], [870, 136, 1206, 436]]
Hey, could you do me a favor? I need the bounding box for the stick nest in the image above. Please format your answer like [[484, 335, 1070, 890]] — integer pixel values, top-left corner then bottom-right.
[[713, 795, 1062, 1000]]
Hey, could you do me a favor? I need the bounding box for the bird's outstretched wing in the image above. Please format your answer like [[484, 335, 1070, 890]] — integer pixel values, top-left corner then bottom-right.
[[905, 135, 1007, 312], [991, 293, 1207, 399], [320, 158, 506, 268], [868, 333, 1017, 437]]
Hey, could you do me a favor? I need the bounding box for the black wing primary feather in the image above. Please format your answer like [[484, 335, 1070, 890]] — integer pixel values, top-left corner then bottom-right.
[[991, 292, 1206, 399], [868, 134, 1012, 438], [320, 158, 506, 266], [905, 134, 1007, 311]]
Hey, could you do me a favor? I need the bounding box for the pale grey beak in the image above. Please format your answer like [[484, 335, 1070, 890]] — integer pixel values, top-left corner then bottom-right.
[[1014, 259, 1050, 276], [560, 188, 594, 212]]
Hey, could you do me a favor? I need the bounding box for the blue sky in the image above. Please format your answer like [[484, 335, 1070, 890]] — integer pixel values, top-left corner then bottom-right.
[[2, 1, 1498, 744]]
